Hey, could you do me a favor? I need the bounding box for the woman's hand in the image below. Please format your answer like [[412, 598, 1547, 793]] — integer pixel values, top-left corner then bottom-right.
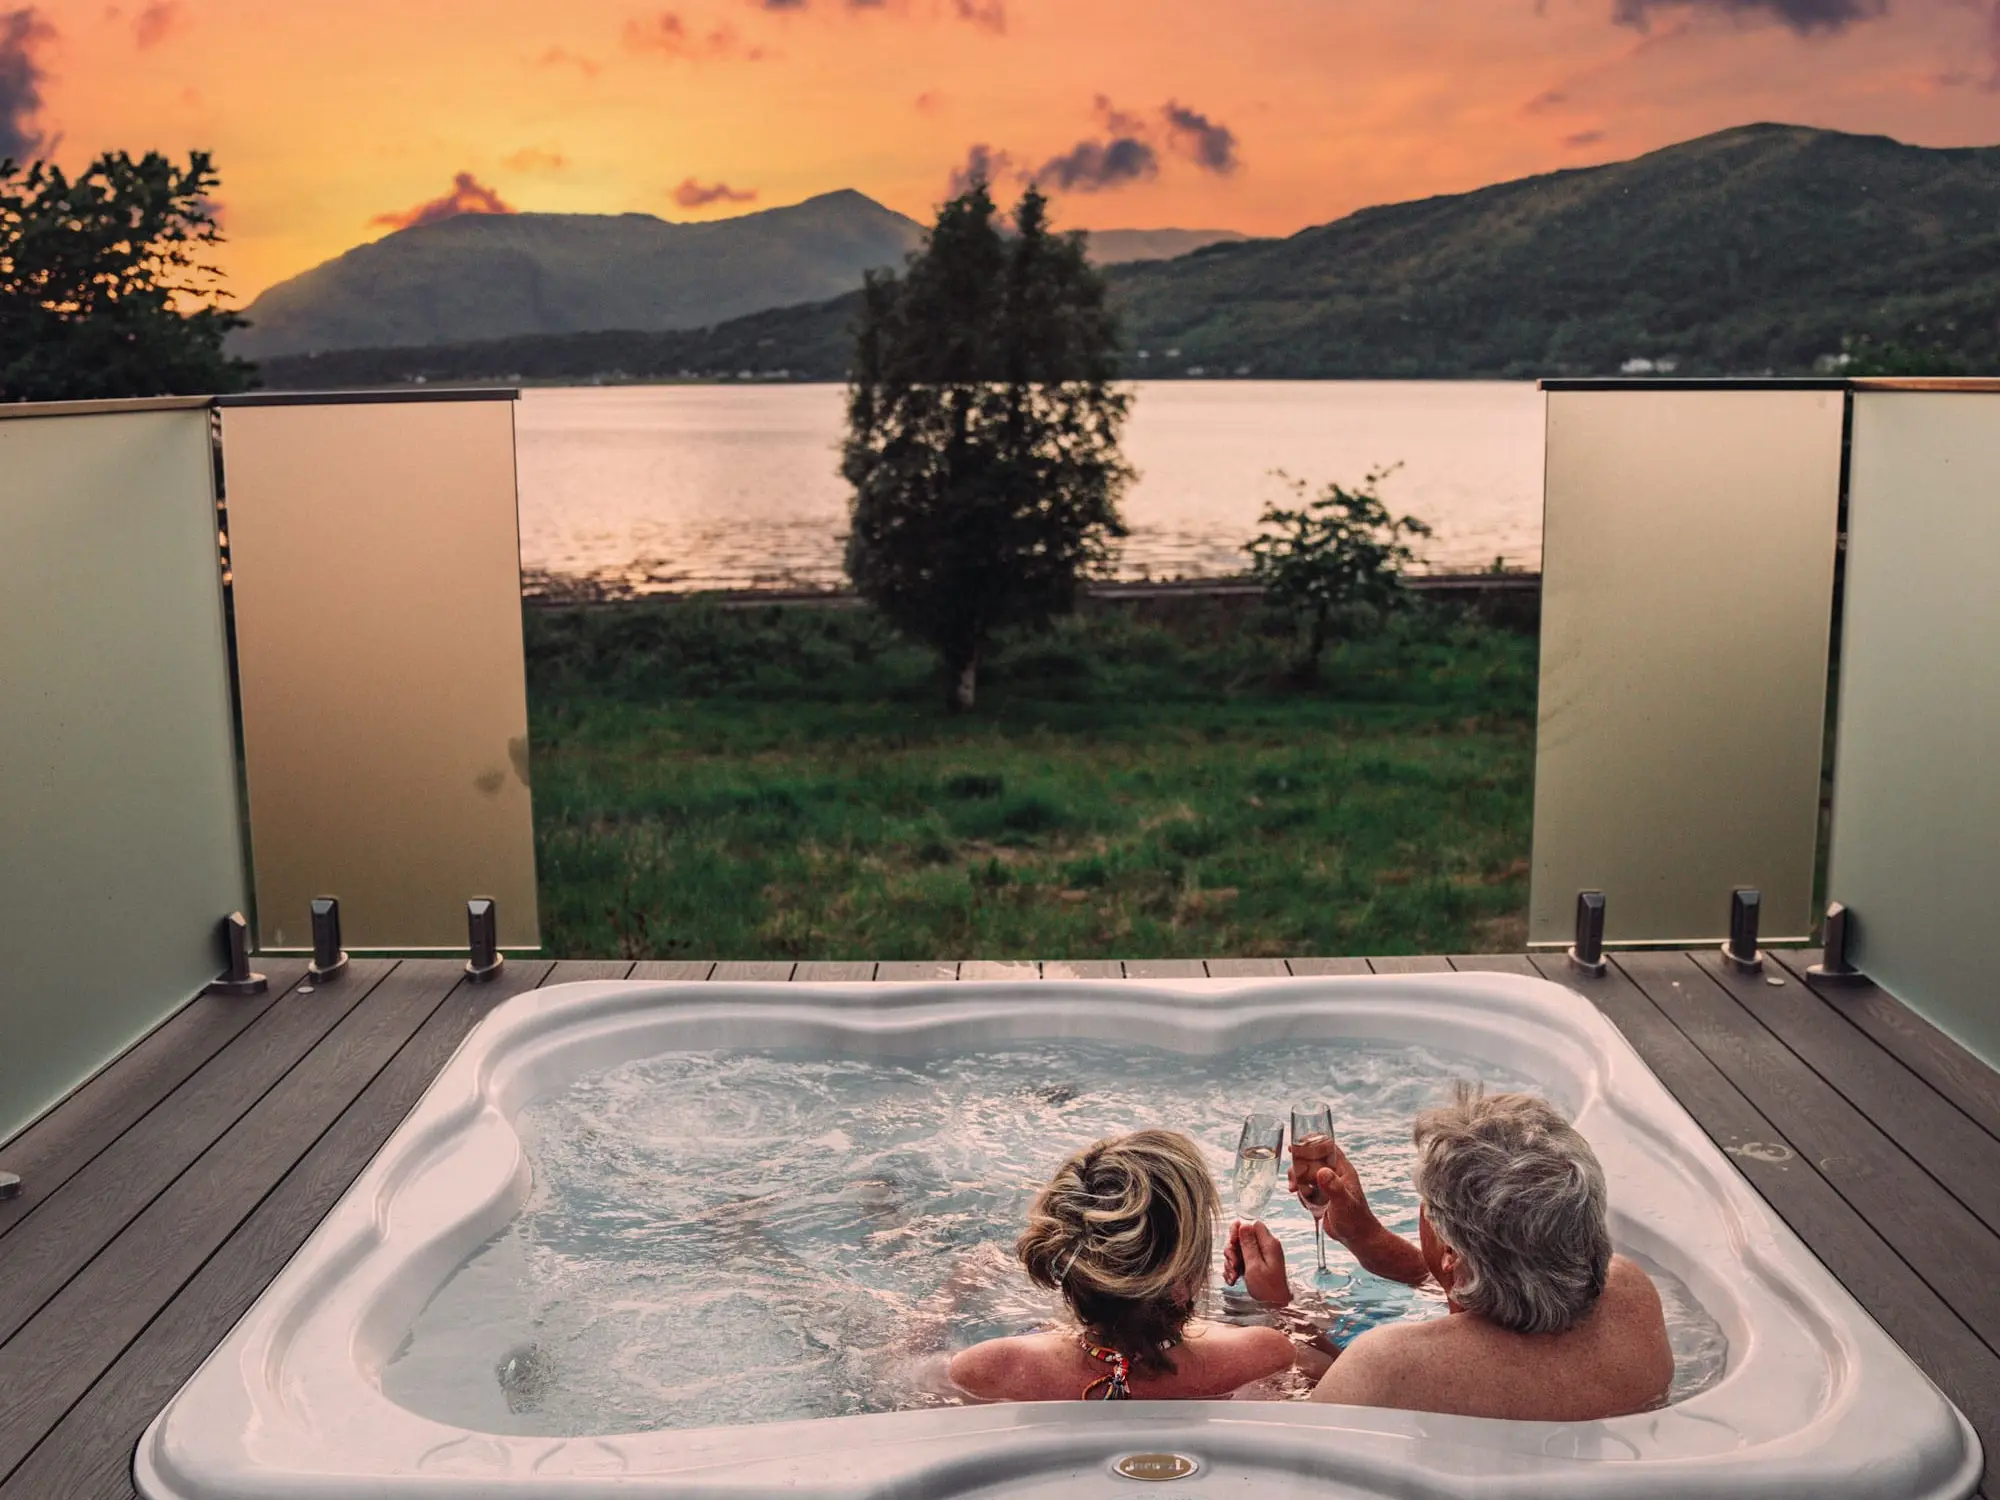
[[1222, 1220, 1291, 1305], [1288, 1148, 1378, 1246]]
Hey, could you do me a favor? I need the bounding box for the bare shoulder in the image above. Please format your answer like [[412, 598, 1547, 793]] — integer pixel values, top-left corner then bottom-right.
[[1603, 1255, 1676, 1394], [1308, 1318, 1437, 1408], [1220, 1323, 1296, 1381], [1180, 1320, 1293, 1392], [947, 1336, 1040, 1401], [1606, 1254, 1664, 1306], [1602, 1255, 1670, 1339]]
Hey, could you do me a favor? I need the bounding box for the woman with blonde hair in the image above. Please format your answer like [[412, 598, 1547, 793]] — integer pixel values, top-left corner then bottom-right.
[[948, 1129, 1295, 1401]]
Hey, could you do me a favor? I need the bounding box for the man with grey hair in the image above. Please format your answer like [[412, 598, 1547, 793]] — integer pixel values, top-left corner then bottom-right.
[[1223, 1084, 1673, 1419]]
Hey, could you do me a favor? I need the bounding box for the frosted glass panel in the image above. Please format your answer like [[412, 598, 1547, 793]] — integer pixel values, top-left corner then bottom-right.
[[221, 398, 539, 951], [1530, 388, 1843, 946], [0, 409, 247, 1144], [1830, 392, 2000, 1067]]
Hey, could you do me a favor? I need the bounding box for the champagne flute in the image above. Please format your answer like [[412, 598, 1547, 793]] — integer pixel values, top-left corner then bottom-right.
[[1290, 1103, 1338, 1273], [1231, 1114, 1285, 1221]]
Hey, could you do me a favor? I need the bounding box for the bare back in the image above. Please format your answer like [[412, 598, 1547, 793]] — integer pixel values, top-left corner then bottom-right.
[[950, 1320, 1294, 1403], [1311, 1256, 1674, 1421]]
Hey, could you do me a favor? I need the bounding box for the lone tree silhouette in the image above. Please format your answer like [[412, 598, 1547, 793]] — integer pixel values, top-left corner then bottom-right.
[[0, 150, 256, 401], [842, 180, 1130, 712]]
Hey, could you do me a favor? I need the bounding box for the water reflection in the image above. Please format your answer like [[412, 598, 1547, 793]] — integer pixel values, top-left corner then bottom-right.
[[514, 381, 1545, 596]]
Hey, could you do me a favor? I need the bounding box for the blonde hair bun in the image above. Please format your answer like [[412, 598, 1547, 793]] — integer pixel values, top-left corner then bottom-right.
[[1016, 1129, 1219, 1371]]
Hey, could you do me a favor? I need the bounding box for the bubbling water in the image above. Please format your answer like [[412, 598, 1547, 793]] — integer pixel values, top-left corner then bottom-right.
[[381, 1039, 1728, 1435]]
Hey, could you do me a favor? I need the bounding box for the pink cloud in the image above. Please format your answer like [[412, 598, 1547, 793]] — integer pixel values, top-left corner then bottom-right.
[[672, 176, 757, 206], [371, 171, 514, 231]]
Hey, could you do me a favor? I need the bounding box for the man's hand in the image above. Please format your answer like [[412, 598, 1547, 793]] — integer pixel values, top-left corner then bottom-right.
[[1222, 1220, 1291, 1305], [1288, 1146, 1379, 1246], [1285, 1147, 1430, 1288]]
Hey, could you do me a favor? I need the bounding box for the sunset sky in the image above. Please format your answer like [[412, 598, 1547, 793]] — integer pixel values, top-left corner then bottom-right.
[[5, 0, 1999, 300]]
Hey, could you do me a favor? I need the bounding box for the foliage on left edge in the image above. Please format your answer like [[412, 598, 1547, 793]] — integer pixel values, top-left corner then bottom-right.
[[0, 149, 258, 402]]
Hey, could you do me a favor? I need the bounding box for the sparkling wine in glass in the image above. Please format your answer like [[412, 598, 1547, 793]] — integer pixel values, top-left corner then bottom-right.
[[1231, 1114, 1285, 1220], [1290, 1103, 1338, 1273]]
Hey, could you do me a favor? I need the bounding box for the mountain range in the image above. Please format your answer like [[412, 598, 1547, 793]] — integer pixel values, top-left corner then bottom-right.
[[256, 124, 2000, 385], [233, 198, 1244, 358]]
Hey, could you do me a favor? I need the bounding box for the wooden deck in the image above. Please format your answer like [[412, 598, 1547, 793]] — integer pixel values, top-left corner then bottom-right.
[[0, 951, 1994, 1498]]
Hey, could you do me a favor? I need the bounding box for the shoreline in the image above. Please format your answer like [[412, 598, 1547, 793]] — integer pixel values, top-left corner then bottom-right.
[[520, 569, 1542, 610]]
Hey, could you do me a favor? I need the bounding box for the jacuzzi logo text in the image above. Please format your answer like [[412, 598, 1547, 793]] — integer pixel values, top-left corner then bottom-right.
[[1112, 1452, 1200, 1482]]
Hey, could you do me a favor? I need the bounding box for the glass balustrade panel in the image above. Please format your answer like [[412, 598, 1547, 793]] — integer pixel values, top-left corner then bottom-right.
[[221, 397, 539, 951], [1530, 387, 1843, 947], [1829, 389, 2000, 1067], [0, 406, 247, 1143]]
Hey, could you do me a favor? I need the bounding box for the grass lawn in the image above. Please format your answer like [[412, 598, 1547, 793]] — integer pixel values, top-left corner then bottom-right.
[[525, 596, 1538, 962]]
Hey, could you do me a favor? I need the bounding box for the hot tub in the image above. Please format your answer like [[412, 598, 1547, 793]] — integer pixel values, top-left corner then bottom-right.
[[136, 974, 1981, 1499]]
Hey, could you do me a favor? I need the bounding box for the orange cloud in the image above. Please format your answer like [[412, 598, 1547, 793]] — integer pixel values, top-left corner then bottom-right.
[[370, 172, 515, 230], [672, 176, 757, 206]]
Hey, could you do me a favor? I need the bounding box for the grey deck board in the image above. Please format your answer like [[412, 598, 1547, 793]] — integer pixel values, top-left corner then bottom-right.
[[709, 961, 797, 981], [0, 960, 462, 1482], [1617, 950, 2000, 1360], [1531, 954, 2000, 1496], [0, 960, 554, 1500], [545, 959, 636, 983], [1368, 956, 1454, 974], [628, 960, 715, 981], [1121, 959, 1208, 979], [793, 962, 877, 981], [1689, 951, 2000, 1236], [0, 958, 309, 1243], [1776, 951, 2000, 1144], [958, 960, 1040, 980], [1039, 960, 1124, 979], [1448, 954, 1539, 976], [1204, 958, 1290, 978], [875, 961, 959, 980], [2, 949, 1995, 1497], [0, 960, 395, 1349]]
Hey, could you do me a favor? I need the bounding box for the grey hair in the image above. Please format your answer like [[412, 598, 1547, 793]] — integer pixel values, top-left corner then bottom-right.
[[1412, 1084, 1612, 1335]]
